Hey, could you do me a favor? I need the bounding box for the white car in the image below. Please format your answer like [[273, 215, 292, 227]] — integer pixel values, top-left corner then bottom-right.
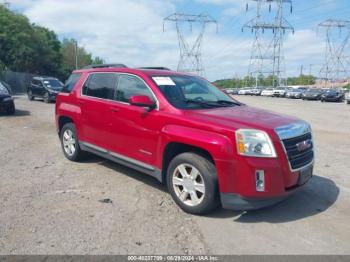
[[238, 89, 251, 95], [273, 87, 288, 97], [261, 88, 274, 97]]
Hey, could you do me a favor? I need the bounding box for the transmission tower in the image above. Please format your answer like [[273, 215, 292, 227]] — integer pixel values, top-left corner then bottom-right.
[[163, 13, 218, 76], [318, 19, 350, 87], [243, 0, 294, 87]]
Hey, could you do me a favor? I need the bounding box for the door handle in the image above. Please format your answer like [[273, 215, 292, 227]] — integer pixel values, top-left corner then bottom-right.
[[110, 107, 119, 113]]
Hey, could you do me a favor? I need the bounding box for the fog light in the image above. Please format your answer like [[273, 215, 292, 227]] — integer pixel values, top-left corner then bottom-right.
[[255, 170, 265, 192]]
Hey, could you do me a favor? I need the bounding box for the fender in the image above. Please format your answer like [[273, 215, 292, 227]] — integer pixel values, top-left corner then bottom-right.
[[158, 125, 236, 192]]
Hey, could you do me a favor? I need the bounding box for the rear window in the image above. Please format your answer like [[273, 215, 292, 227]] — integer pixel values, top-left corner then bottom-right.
[[61, 73, 82, 93]]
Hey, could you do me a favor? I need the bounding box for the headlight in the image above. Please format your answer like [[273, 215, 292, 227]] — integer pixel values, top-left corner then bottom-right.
[[236, 129, 277, 158], [3, 97, 13, 102]]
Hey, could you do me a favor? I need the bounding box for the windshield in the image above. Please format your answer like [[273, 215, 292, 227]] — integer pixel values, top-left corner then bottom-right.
[[153, 75, 241, 109], [43, 79, 63, 90], [0, 82, 9, 95]]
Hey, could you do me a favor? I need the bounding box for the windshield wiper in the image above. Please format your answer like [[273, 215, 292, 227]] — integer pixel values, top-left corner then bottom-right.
[[185, 99, 240, 108], [184, 99, 221, 108], [216, 100, 242, 106]]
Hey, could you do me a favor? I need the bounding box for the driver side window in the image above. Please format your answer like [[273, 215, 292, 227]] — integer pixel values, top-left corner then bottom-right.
[[116, 74, 154, 103]]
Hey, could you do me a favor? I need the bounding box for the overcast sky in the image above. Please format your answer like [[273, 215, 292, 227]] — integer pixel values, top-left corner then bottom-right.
[[8, 0, 350, 81]]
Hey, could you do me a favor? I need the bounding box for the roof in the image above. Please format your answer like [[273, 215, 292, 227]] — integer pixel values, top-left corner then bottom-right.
[[73, 67, 195, 78], [33, 76, 60, 80]]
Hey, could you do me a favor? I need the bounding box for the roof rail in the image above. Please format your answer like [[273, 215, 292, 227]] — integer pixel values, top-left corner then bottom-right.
[[138, 67, 171, 70], [83, 64, 128, 69]]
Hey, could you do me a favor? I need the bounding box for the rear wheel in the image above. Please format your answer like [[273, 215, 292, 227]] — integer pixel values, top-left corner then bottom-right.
[[167, 152, 219, 215], [43, 92, 50, 103], [60, 123, 85, 162], [27, 90, 34, 101]]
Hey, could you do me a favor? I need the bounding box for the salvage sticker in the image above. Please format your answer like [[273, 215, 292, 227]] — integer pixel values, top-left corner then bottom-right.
[[152, 77, 176, 86]]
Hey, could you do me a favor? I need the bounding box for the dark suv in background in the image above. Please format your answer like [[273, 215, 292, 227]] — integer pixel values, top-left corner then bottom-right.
[[27, 77, 63, 103], [0, 81, 15, 115]]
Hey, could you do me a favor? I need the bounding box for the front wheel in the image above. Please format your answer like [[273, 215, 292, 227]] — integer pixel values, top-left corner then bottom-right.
[[6, 102, 15, 115], [167, 152, 219, 215]]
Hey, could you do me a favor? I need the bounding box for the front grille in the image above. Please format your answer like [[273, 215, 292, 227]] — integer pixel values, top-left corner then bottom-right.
[[282, 133, 314, 170]]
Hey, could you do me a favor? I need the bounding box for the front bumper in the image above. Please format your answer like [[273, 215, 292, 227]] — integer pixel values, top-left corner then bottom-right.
[[221, 192, 292, 210], [0, 97, 14, 108]]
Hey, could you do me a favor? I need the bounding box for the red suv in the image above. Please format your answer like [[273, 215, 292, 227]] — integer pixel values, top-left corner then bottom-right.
[[55, 65, 314, 214]]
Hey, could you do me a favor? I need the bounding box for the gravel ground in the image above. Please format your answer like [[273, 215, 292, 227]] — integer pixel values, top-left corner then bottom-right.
[[0, 96, 349, 255]]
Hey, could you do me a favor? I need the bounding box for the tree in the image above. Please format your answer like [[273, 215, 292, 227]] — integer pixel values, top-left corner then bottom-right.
[[0, 6, 62, 76], [61, 38, 94, 79], [0, 5, 38, 72]]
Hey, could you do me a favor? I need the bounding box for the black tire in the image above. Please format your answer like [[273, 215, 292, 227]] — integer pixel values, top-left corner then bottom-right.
[[27, 90, 34, 101], [43, 92, 50, 103], [6, 102, 15, 115], [60, 123, 85, 162], [347, 101, 350, 105], [166, 152, 219, 215]]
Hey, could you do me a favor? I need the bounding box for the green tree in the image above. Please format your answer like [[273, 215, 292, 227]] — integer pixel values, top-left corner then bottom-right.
[[61, 38, 94, 79], [0, 6, 63, 76], [0, 5, 37, 72]]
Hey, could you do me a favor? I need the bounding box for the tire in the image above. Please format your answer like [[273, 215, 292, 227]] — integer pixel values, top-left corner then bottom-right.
[[347, 101, 350, 105], [43, 92, 50, 103], [60, 123, 85, 162], [6, 102, 15, 115], [27, 90, 34, 101], [166, 152, 219, 215]]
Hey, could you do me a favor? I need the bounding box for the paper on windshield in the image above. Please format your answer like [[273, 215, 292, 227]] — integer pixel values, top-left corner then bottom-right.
[[152, 77, 176, 86]]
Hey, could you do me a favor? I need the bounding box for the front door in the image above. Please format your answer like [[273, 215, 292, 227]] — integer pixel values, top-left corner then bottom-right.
[[109, 74, 160, 166]]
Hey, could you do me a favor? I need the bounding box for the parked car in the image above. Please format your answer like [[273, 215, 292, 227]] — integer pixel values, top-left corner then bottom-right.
[[27, 77, 64, 103], [261, 88, 274, 97], [286, 88, 303, 99], [56, 65, 314, 214], [223, 88, 238, 95], [346, 92, 350, 104], [0, 81, 15, 115], [302, 88, 324, 101], [251, 88, 263, 96], [273, 86, 288, 97], [238, 88, 251, 95], [321, 89, 344, 102]]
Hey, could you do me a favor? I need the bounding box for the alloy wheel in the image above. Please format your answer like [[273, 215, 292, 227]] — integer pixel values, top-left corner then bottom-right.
[[172, 164, 205, 207], [62, 129, 76, 156]]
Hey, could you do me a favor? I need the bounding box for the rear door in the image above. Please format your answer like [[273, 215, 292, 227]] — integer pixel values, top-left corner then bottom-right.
[[78, 73, 119, 150]]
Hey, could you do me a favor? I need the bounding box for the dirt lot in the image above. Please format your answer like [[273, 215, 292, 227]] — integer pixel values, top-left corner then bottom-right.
[[0, 96, 350, 255]]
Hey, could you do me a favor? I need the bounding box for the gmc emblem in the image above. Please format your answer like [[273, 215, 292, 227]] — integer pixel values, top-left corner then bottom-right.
[[296, 139, 312, 152]]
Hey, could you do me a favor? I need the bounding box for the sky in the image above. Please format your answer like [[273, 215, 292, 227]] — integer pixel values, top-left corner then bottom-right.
[[7, 0, 350, 81]]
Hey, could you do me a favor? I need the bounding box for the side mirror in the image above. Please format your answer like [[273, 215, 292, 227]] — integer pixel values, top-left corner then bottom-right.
[[129, 95, 156, 110]]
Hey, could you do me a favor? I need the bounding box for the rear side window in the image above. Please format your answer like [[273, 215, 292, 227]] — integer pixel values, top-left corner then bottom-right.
[[62, 73, 82, 93], [82, 73, 118, 100], [116, 74, 154, 103]]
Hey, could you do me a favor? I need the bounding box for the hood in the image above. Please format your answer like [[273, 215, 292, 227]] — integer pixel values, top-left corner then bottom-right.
[[183, 105, 299, 131]]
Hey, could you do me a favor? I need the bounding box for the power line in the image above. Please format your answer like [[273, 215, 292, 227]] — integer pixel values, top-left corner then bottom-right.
[[318, 19, 350, 87], [163, 13, 218, 76], [243, 0, 294, 87]]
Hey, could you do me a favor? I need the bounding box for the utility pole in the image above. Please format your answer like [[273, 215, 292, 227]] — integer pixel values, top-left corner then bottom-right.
[[300, 65, 303, 76], [243, 0, 294, 87], [318, 19, 350, 88], [163, 13, 218, 76], [74, 40, 78, 70]]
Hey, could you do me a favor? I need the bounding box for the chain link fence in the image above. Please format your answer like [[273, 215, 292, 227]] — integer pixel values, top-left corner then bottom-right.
[[0, 70, 34, 94]]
